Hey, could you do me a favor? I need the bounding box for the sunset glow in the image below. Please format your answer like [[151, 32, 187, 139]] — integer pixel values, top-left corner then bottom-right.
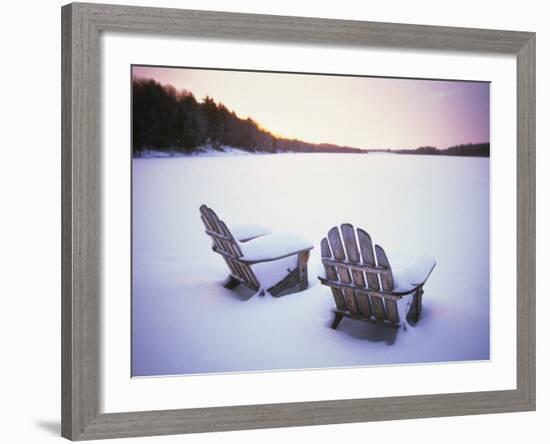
[[132, 65, 490, 150]]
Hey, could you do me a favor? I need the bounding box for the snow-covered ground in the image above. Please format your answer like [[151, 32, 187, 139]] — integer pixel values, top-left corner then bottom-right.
[[132, 153, 490, 376]]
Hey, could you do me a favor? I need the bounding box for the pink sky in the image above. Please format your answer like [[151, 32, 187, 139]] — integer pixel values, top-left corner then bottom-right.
[[132, 65, 490, 150]]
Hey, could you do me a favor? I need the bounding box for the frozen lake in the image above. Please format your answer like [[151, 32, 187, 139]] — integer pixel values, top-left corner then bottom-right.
[[132, 152, 490, 377]]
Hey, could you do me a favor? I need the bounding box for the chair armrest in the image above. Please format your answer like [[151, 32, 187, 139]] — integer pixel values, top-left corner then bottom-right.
[[395, 255, 436, 288], [239, 233, 314, 264], [229, 223, 272, 242]]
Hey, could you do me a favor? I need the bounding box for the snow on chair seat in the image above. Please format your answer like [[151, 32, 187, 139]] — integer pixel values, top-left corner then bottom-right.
[[318, 224, 436, 329], [229, 223, 272, 242], [200, 205, 314, 296], [239, 233, 314, 263]]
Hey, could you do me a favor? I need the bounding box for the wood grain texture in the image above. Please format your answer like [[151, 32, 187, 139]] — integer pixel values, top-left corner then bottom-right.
[[73, 2, 532, 53], [355, 290, 373, 319], [341, 224, 367, 288], [320, 226, 421, 326], [374, 245, 395, 291], [71, 389, 533, 440], [327, 227, 358, 315], [321, 238, 346, 310], [62, 3, 101, 440], [200, 205, 312, 293], [61, 2, 536, 440], [61, 5, 74, 438], [297, 250, 310, 291], [516, 33, 536, 411], [357, 228, 380, 290]]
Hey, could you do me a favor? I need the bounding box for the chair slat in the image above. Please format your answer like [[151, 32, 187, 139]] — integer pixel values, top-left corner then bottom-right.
[[343, 290, 360, 315], [202, 215, 226, 253], [217, 239, 233, 256], [202, 206, 234, 257], [375, 244, 394, 291], [331, 289, 347, 310], [357, 228, 381, 290], [327, 227, 346, 260], [341, 224, 367, 288], [241, 263, 260, 289], [321, 237, 347, 310], [200, 213, 213, 231], [201, 206, 222, 235], [321, 238, 338, 281], [231, 261, 247, 283], [328, 227, 359, 315], [224, 257, 238, 276], [328, 227, 351, 283], [384, 299, 400, 323], [219, 220, 242, 257], [340, 224, 360, 261], [370, 295, 386, 321], [355, 290, 373, 318], [201, 213, 239, 279]]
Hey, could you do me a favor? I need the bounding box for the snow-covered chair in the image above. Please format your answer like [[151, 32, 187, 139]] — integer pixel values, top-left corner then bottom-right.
[[200, 205, 314, 296], [318, 224, 436, 329]]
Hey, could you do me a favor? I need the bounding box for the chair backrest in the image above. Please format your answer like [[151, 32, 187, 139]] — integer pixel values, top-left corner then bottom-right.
[[199, 205, 260, 290], [199, 205, 242, 259], [320, 224, 400, 324]]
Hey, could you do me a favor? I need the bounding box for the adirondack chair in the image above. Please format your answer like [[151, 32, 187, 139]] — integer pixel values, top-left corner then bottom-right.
[[200, 205, 314, 296], [318, 224, 436, 329]]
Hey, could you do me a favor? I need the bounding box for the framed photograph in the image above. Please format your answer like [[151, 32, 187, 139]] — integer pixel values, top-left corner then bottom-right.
[[61, 2, 535, 440]]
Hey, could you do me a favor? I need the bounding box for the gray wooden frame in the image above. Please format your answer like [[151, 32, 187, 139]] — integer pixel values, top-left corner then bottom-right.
[[61, 2, 535, 440]]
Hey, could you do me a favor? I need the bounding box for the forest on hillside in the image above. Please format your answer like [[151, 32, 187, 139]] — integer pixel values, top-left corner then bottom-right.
[[132, 78, 364, 156]]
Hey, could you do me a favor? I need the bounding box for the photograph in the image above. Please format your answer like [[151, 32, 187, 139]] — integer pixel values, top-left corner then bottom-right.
[[1, 0, 540, 442], [131, 65, 491, 377]]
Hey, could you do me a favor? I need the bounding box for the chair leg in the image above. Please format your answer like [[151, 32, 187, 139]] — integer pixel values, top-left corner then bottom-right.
[[331, 312, 344, 329], [416, 287, 423, 321], [223, 275, 241, 290], [298, 250, 310, 291], [408, 287, 423, 324]]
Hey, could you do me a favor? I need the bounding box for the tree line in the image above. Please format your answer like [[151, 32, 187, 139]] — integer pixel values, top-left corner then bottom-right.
[[389, 143, 490, 157], [132, 78, 365, 156]]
